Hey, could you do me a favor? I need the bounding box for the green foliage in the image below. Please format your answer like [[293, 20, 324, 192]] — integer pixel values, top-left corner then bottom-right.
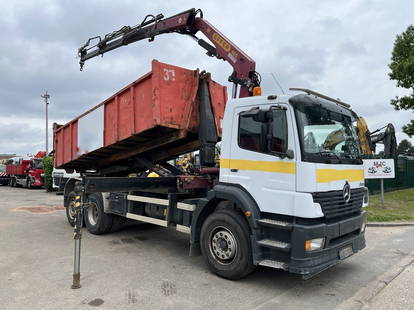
[[42, 156, 54, 191], [389, 25, 414, 137], [397, 139, 413, 154]]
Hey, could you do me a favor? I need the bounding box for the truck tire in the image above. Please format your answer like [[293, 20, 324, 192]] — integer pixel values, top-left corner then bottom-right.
[[200, 209, 255, 280], [84, 193, 113, 235], [110, 215, 126, 232], [26, 177, 32, 189], [64, 191, 77, 227]]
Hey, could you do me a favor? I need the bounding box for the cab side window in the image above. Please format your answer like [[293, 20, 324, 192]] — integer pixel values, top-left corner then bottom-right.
[[238, 108, 288, 155], [238, 115, 265, 152]]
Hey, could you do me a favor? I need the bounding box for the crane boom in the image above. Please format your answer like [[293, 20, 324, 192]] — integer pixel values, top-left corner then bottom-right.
[[78, 8, 260, 98]]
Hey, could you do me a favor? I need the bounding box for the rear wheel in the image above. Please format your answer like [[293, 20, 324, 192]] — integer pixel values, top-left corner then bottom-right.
[[84, 193, 124, 234], [64, 191, 77, 226], [200, 209, 255, 280]]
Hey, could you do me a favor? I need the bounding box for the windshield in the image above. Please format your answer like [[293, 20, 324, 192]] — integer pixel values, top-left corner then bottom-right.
[[295, 105, 362, 164], [0, 165, 5, 172], [32, 159, 44, 169]]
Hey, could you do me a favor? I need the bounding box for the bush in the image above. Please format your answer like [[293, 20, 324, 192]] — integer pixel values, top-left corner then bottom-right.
[[43, 156, 54, 191]]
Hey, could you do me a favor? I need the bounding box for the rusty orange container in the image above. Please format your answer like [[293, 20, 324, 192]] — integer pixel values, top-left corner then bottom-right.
[[54, 60, 227, 170]]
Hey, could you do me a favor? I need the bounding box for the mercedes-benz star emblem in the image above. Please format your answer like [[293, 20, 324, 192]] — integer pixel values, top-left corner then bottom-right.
[[343, 181, 351, 203]]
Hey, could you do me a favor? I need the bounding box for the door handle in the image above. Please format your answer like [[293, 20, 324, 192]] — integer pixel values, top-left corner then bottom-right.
[[230, 169, 238, 172]]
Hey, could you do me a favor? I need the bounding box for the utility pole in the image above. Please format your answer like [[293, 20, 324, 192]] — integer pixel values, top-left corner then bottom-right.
[[41, 92, 50, 154]]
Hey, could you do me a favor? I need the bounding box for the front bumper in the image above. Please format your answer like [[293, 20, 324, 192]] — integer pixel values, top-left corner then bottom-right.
[[0, 177, 9, 185], [256, 211, 366, 278], [290, 212, 366, 276]]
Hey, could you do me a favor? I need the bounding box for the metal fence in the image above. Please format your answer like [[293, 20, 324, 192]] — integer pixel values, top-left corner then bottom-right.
[[366, 158, 414, 194]]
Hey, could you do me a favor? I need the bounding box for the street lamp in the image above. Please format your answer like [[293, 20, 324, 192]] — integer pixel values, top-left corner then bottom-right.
[[41, 91, 50, 154]]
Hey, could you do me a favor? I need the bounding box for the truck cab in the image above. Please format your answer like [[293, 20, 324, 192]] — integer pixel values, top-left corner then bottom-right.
[[7, 157, 45, 188], [217, 92, 367, 277]]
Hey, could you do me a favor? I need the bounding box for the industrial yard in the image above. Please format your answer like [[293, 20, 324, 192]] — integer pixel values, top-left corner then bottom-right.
[[1, 2, 414, 310], [0, 185, 413, 310]]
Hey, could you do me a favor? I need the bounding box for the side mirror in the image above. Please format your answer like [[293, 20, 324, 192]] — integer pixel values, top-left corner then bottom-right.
[[285, 149, 294, 159]]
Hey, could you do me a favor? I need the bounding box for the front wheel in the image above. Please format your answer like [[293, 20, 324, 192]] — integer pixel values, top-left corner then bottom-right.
[[200, 209, 255, 280]]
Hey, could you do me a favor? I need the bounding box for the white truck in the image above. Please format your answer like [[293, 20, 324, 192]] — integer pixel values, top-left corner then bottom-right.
[[59, 9, 368, 286]]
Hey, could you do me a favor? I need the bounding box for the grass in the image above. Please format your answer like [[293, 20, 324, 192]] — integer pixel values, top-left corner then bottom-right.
[[365, 187, 414, 222]]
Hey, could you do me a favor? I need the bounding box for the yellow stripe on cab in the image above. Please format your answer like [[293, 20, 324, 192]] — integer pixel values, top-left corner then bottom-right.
[[220, 159, 296, 174], [316, 168, 364, 183]]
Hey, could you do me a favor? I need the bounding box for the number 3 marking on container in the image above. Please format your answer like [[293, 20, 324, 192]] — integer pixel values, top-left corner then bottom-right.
[[163, 69, 176, 81]]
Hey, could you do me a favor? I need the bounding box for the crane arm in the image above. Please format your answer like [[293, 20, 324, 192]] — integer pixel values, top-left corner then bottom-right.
[[78, 8, 259, 98], [356, 117, 397, 157]]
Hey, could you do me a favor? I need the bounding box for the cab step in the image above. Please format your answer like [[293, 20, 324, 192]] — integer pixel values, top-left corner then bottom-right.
[[258, 259, 288, 270], [257, 239, 291, 251], [257, 218, 293, 230]]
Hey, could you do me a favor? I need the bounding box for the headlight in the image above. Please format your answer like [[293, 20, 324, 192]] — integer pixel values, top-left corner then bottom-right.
[[305, 238, 325, 251]]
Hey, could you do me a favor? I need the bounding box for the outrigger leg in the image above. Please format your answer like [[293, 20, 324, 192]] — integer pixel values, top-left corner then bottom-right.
[[71, 181, 85, 289]]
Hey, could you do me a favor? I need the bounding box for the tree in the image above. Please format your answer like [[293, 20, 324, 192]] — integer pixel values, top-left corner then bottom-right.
[[397, 139, 413, 154], [389, 25, 414, 137], [42, 156, 54, 192]]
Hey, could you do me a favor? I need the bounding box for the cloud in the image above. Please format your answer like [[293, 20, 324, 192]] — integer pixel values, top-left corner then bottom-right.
[[0, 0, 413, 156]]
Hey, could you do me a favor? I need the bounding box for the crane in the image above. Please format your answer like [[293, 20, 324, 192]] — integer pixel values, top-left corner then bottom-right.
[[78, 8, 261, 98], [356, 118, 397, 157]]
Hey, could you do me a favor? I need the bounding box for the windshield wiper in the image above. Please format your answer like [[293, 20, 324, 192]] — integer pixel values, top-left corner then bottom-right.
[[318, 151, 342, 162], [319, 151, 339, 158]]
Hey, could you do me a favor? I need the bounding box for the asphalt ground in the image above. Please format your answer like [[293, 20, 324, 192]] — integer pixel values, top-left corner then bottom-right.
[[0, 185, 413, 310]]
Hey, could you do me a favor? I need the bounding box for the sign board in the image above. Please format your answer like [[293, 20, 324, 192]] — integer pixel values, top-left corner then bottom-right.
[[363, 159, 395, 179]]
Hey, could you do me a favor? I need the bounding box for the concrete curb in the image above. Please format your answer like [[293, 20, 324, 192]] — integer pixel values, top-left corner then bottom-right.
[[335, 250, 414, 310], [367, 222, 414, 227]]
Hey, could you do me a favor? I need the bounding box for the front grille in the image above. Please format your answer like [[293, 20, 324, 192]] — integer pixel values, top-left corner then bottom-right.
[[313, 188, 364, 219]]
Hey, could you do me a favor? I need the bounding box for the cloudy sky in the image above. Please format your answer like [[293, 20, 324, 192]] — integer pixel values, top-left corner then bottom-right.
[[1, 0, 413, 155]]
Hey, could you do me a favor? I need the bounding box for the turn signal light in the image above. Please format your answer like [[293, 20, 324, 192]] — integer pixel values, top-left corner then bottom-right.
[[305, 238, 325, 251], [362, 187, 369, 207], [253, 87, 262, 96]]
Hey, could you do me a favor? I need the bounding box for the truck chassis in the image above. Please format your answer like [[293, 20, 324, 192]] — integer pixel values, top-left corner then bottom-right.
[[66, 170, 366, 282]]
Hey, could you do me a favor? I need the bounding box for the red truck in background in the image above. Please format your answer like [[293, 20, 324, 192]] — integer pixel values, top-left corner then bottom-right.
[[0, 164, 9, 185], [6, 151, 46, 188]]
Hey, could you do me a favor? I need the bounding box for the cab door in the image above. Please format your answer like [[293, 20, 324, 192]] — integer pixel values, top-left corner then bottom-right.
[[225, 104, 297, 215]]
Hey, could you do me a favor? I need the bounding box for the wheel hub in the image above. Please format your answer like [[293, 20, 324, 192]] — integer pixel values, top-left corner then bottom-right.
[[68, 200, 76, 219], [209, 227, 237, 265], [218, 238, 228, 251], [87, 202, 99, 226]]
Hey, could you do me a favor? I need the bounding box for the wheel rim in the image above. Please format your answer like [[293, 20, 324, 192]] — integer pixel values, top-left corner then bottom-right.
[[68, 199, 76, 221], [209, 226, 237, 265], [87, 202, 99, 226]]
